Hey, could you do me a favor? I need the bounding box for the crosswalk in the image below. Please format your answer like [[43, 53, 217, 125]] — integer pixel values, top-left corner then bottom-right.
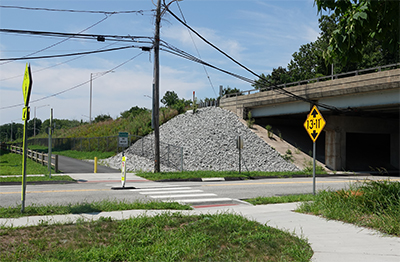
[[130, 186, 235, 207]]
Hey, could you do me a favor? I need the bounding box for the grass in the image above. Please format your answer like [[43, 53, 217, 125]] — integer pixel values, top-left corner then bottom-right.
[[27, 145, 116, 160], [0, 199, 192, 218], [0, 175, 74, 183], [137, 170, 325, 181], [0, 150, 58, 177], [246, 194, 316, 205], [0, 212, 313, 261], [297, 179, 400, 236]]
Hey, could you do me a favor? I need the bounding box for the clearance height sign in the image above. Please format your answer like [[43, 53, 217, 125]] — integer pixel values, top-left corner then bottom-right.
[[303, 105, 326, 142]]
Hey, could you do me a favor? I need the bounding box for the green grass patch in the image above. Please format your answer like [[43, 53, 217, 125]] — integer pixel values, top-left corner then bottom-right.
[[246, 194, 316, 205], [0, 213, 313, 261], [297, 180, 400, 236], [0, 175, 74, 183], [0, 150, 57, 176], [137, 170, 322, 181], [0, 199, 191, 218], [27, 145, 116, 160]]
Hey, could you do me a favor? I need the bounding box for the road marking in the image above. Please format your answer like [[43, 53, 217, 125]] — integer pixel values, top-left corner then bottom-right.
[[170, 198, 233, 203], [131, 187, 192, 192], [139, 190, 204, 195], [150, 193, 217, 199]]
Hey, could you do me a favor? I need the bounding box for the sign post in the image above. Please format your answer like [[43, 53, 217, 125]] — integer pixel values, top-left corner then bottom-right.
[[121, 152, 126, 187], [111, 132, 135, 190], [303, 105, 326, 195], [21, 63, 33, 213], [236, 136, 244, 173]]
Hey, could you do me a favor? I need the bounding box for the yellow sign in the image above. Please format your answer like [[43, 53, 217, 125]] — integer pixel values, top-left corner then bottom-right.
[[22, 106, 30, 121], [22, 63, 33, 106], [303, 105, 326, 142]]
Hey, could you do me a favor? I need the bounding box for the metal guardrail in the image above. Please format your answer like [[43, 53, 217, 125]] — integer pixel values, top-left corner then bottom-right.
[[8, 145, 58, 172], [225, 63, 400, 98]]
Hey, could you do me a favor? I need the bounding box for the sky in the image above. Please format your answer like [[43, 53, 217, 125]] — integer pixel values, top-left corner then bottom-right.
[[0, 0, 323, 126]]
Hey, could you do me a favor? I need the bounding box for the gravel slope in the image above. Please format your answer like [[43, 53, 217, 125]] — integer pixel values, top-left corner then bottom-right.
[[104, 107, 299, 172]]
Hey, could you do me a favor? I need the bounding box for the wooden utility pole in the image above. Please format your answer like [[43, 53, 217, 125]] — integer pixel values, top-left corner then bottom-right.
[[153, 0, 161, 173]]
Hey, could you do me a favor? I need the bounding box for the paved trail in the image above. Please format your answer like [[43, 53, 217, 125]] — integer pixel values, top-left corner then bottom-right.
[[57, 155, 119, 173]]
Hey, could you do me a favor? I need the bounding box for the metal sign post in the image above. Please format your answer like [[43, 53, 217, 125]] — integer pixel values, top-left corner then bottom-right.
[[237, 136, 244, 174], [121, 152, 126, 187], [111, 132, 135, 190], [303, 105, 326, 195], [48, 108, 53, 178], [21, 63, 33, 213]]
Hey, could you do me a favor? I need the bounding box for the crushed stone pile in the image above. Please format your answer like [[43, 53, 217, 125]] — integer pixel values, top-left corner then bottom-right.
[[103, 107, 299, 172]]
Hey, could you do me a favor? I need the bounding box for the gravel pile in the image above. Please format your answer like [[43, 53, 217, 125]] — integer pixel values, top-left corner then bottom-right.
[[103, 107, 299, 172]]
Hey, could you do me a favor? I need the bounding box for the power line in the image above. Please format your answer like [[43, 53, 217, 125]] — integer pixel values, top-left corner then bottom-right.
[[0, 45, 141, 61], [0, 5, 153, 15], [0, 29, 154, 43], [0, 41, 121, 82], [0, 52, 145, 110], [0, 15, 111, 66], [164, 5, 341, 112], [175, 1, 217, 97]]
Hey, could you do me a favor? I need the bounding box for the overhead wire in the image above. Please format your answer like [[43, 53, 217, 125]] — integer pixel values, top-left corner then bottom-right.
[[0, 14, 111, 66], [0, 52, 145, 110], [164, 4, 341, 112], [0, 29, 154, 43], [0, 41, 122, 82], [0, 5, 153, 15], [0, 45, 141, 61], [160, 40, 255, 84], [175, 1, 217, 97]]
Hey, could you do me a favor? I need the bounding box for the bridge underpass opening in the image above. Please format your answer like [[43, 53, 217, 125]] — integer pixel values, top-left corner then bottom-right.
[[346, 133, 392, 171]]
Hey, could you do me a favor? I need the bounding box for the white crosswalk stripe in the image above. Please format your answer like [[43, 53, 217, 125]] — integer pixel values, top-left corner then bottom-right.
[[130, 186, 234, 206]]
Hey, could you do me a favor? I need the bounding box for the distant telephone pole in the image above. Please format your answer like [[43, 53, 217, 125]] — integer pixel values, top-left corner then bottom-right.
[[153, 0, 161, 173]]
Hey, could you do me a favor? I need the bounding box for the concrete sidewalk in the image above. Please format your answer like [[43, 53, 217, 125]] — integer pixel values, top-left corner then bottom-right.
[[1, 203, 399, 262]]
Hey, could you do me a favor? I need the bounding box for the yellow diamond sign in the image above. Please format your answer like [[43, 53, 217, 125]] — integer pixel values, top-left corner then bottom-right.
[[304, 105, 326, 142], [22, 63, 33, 106]]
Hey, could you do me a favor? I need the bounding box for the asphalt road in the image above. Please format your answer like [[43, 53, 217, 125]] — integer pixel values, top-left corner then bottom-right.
[[2, 174, 399, 208], [57, 155, 119, 173]]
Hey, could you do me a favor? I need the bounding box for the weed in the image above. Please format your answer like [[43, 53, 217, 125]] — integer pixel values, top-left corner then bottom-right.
[[265, 125, 273, 138], [246, 111, 255, 128], [282, 149, 294, 162], [302, 160, 326, 174], [297, 180, 400, 236]]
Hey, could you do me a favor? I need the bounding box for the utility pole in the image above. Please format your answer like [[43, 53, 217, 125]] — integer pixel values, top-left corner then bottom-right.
[[153, 0, 161, 173]]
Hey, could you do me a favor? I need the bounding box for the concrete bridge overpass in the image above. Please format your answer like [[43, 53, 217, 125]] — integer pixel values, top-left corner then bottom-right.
[[220, 64, 400, 172]]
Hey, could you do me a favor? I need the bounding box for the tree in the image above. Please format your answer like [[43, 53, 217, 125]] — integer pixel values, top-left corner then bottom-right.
[[220, 86, 241, 96], [94, 114, 112, 123], [161, 91, 179, 107], [252, 67, 292, 90], [315, 0, 400, 65], [120, 106, 148, 119]]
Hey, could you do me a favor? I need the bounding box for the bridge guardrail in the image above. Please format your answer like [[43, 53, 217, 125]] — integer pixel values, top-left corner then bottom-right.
[[225, 63, 400, 98]]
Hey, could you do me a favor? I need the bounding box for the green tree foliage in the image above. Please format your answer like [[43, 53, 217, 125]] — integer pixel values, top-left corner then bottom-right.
[[120, 106, 149, 119], [161, 91, 179, 107], [315, 0, 400, 65], [220, 86, 241, 97], [161, 91, 191, 114], [93, 114, 112, 123], [42, 119, 81, 134], [0, 123, 24, 141], [27, 118, 42, 137]]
